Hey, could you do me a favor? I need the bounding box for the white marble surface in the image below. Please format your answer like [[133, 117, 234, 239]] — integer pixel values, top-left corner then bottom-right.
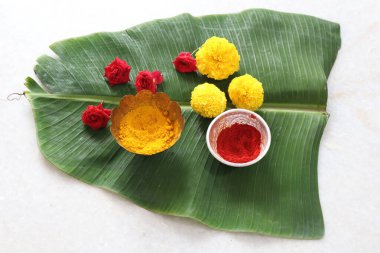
[[1, 0, 379, 252]]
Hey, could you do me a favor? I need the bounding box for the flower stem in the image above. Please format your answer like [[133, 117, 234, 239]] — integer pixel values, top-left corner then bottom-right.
[[191, 47, 199, 56]]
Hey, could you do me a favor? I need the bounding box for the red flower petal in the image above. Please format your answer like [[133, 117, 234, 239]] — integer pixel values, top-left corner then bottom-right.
[[134, 71, 157, 94], [104, 57, 132, 86], [173, 52, 197, 73], [152, 70, 164, 85], [82, 102, 112, 130]]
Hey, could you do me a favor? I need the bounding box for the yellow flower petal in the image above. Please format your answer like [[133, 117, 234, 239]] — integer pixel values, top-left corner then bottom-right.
[[190, 83, 227, 118], [228, 74, 264, 111], [195, 36, 240, 80]]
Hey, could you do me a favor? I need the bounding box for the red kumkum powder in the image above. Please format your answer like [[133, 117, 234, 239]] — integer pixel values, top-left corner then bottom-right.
[[216, 123, 262, 163]]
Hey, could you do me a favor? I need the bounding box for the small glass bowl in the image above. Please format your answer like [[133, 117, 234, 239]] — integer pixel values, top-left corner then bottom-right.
[[206, 109, 271, 167]]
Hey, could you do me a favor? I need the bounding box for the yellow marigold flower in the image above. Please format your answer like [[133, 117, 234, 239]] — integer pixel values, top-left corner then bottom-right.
[[228, 74, 264, 111], [195, 36, 240, 80], [191, 83, 227, 118]]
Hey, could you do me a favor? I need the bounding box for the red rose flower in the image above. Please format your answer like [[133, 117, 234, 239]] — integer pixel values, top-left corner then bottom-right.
[[173, 52, 197, 73], [104, 57, 131, 86], [135, 71, 155, 93], [82, 103, 112, 130], [135, 70, 162, 93], [152, 70, 164, 85]]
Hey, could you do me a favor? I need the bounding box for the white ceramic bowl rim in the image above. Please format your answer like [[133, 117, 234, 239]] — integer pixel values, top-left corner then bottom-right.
[[206, 109, 272, 167]]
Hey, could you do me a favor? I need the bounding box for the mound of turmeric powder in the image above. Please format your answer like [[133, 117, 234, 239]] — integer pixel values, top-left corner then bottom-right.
[[110, 90, 184, 155], [119, 104, 178, 155]]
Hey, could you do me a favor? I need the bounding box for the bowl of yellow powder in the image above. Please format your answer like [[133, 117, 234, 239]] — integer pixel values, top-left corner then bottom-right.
[[110, 90, 185, 155]]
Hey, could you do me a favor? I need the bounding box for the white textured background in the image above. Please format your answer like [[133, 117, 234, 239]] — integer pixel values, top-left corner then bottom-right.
[[1, 0, 379, 252]]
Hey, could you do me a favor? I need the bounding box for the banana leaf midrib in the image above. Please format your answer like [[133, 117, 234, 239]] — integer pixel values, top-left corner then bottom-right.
[[25, 91, 328, 113]]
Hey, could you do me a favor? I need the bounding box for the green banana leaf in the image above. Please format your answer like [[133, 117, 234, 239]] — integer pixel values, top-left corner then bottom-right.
[[25, 9, 341, 239]]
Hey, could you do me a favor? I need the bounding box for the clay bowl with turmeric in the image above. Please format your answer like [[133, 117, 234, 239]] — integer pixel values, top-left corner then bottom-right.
[[110, 90, 185, 155]]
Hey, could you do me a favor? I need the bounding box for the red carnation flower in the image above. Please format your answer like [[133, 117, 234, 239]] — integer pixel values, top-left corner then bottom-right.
[[104, 57, 131, 86], [82, 103, 112, 130], [134, 70, 164, 93], [173, 52, 197, 73]]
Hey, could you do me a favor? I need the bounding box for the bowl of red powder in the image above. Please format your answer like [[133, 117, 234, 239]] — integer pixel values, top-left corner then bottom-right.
[[206, 109, 271, 167]]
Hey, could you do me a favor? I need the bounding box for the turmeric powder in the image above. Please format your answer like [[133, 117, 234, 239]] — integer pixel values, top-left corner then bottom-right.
[[119, 105, 177, 154], [111, 90, 184, 155]]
